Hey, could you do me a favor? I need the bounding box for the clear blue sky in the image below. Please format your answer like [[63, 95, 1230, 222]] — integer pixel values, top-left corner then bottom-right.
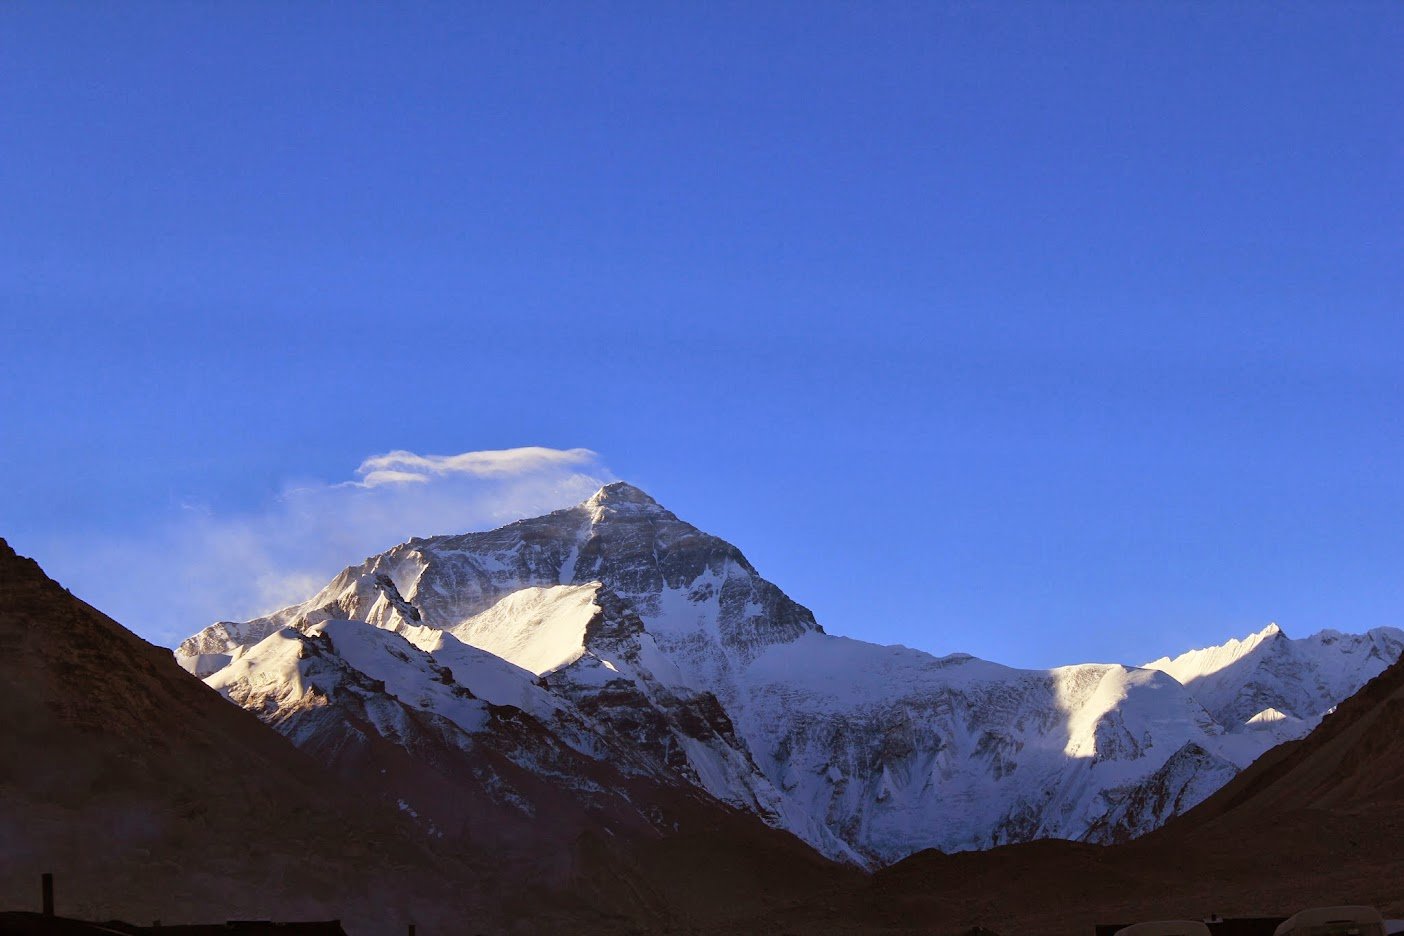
[[2, 3, 1401, 667]]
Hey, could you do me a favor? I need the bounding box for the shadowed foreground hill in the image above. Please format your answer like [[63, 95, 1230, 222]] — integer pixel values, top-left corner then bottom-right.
[[0, 538, 502, 932], [740, 655, 1404, 935], [0, 539, 855, 934]]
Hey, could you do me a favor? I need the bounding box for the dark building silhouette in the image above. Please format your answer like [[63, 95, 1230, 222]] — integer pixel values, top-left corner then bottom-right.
[[0, 877, 350, 936], [0, 914, 349, 935]]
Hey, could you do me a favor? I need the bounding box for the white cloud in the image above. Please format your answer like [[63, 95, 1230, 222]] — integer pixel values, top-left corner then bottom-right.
[[352, 446, 599, 486], [41, 446, 612, 648]]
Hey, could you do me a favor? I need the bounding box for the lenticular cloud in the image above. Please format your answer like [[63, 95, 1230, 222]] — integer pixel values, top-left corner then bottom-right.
[[353, 447, 599, 487]]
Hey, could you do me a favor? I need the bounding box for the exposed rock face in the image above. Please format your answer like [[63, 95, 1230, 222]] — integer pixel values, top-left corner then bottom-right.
[[179, 483, 1404, 867]]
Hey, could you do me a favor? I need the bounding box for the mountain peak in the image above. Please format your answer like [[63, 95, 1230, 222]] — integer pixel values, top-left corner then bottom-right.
[[1257, 622, 1285, 640], [583, 481, 662, 511], [1246, 706, 1290, 725]]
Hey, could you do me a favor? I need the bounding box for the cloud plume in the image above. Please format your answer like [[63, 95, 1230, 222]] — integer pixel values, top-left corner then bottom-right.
[[40, 446, 612, 648]]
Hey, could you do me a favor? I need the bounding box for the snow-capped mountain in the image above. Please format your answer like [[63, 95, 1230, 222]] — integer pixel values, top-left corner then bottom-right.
[[1143, 622, 1404, 737], [178, 482, 1402, 867]]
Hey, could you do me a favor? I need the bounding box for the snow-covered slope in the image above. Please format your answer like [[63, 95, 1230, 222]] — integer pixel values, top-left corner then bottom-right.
[[201, 615, 708, 862], [207, 619, 491, 740], [180, 482, 1402, 867], [443, 583, 601, 676]]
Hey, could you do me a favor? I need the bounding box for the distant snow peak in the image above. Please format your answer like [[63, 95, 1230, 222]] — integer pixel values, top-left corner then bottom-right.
[[1144, 622, 1404, 730], [1142, 622, 1288, 684]]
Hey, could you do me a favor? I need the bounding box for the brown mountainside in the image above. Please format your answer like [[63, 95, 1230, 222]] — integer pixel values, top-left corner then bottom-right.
[[0, 538, 505, 932]]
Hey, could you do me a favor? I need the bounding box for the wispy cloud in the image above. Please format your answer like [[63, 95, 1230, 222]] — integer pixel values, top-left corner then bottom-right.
[[41, 447, 612, 648]]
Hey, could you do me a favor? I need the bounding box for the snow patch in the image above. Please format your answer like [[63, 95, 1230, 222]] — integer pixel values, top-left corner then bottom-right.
[[446, 583, 601, 676]]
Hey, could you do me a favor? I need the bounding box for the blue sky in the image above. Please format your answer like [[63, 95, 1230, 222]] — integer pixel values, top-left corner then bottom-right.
[[2, 3, 1401, 666]]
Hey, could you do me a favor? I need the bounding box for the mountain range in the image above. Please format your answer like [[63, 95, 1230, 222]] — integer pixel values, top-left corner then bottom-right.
[[8, 482, 1404, 934], [176, 482, 1404, 867]]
